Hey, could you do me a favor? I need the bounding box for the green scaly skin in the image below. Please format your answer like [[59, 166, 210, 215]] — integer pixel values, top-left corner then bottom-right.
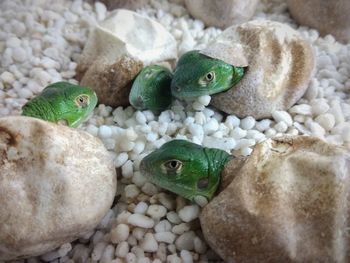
[[140, 140, 233, 201], [171, 50, 245, 99], [22, 81, 98, 128], [129, 65, 173, 113]]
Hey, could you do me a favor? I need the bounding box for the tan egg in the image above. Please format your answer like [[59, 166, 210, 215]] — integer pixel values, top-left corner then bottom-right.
[[0, 116, 116, 261], [287, 0, 350, 43], [76, 9, 177, 107], [184, 0, 259, 29], [200, 20, 315, 119], [200, 135, 350, 262]]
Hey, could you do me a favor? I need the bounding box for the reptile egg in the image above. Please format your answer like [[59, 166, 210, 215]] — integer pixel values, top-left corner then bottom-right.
[[201, 20, 315, 119]]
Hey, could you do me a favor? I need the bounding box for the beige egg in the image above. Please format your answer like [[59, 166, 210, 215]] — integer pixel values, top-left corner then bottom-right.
[[287, 0, 350, 43], [201, 135, 350, 262], [201, 20, 315, 119], [0, 116, 116, 261], [77, 9, 177, 107], [184, 0, 259, 29]]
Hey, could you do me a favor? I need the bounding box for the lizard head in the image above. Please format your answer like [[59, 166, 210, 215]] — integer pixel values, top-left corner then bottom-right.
[[171, 50, 245, 99], [140, 139, 232, 201]]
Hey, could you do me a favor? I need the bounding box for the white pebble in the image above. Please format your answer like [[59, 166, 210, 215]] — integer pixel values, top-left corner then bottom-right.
[[178, 205, 200, 222], [255, 119, 272, 132], [175, 231, 196, 251], [289, 104, 312, 115], [310, 99, 330, 116], [315, 113, 336, 131], [0, 71, 15, 83], [172, 223, 190, 235], [155, 220, 172, 233], [167, 254, 182, 263], [115, 241, 129, 257], [240, 147, 253, 156], [147, 204, 167, 219], [141, 182, 158, 196], [140, 233, 158, 252], [167, 211, 182, 224], [194, 237, 207, 254], [274, 121, 288, 133], [125, 253, 137, 263], [91, 242, 107, 261], [154, 232, 176, 244], [12, 47, 27, 62], [180, 250, 193, 263], [272, 111, 293, 126], [203, 118, 219, 134], [307, 120, 325, 138], [240, 116, 256, 130], [121, 160, 133, 178], [127, 214, 155, 228], [100, 245, 115, 263], [114, 152, 129, 168], [230, 127, 247, 139], [98, 125, 112, 138], [111, 224, 130, 244], [124, 185, 140, 200], [134, 202, 148, 214]]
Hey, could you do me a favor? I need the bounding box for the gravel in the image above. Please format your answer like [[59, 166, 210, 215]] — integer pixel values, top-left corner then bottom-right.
[[1, 0, 350, 262]]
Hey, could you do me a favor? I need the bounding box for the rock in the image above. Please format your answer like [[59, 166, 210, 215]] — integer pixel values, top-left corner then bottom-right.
[[0, 116, 116, 261], [202, 20, 315, 119], [287, 0, 350, 43], [99, 0, 149, 10], [200, 136, 350, 262], [77, 9, 177, 107], [184, 0, 258, 29]]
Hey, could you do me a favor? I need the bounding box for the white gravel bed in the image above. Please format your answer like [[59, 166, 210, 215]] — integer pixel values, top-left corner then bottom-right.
[[1, 0, 350, 262]]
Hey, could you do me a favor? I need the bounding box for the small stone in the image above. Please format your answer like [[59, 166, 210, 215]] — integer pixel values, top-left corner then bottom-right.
[[134, 202, 148, 214], [178, 205, 200, 222], [180, 250, 193, 263], [272, 111, 293, 126], [289, 104, 312, 115], [155, 220, 172, 233], [127, 214, 155, 228], [147, 205, 167, 219], [154, 232, 177, 244], [0, 71, 15, 84], [172, 223, 191, 235], [140, 233, 158, 252], [167, 211, 182, 224], [315, 113, 336, 131], [115, 241, 129, 257], [175, 231, 196, 251], [274, 121, 288, 133], [110, 223, 130, 244], [240, 116, 256, 130]]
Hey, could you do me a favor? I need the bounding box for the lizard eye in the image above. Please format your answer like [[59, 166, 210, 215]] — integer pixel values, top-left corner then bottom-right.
[[163, 159, 182, 174], [205, 72, 215, 82], [75, 94, 89, 108]]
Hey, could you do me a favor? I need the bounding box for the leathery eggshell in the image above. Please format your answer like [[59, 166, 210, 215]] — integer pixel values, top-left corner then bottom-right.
[[201, 20, 315, 119], [0, 116, 116, 261], [200, 135, 350, 262]]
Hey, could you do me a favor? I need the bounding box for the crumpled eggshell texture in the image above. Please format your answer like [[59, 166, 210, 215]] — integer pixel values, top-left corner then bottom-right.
[[202, 20, 315, 119], [77, 9, 177, 107], [0, 116, 116, 261], [200, 135, 350, 262]]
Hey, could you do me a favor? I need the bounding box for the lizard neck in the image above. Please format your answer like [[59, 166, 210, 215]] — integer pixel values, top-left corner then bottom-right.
[[203, 148, 233, 199], [22, 96, 57, 122]]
